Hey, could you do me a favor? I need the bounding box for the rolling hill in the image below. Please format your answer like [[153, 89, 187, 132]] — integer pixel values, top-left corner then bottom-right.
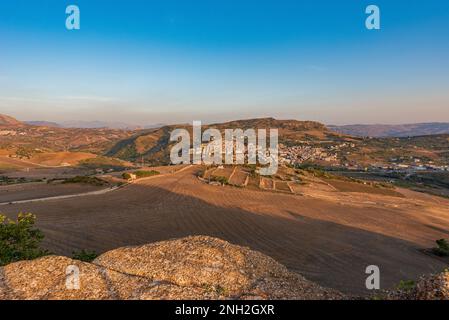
[[2, 113, 449, 170], [104, 117, 449, 170], [105, 118, 349, 165], [24, 121, 61, 128], [0, 114, 23, 126], [0, 114, 134, 155], [0, 113, 135, 170]]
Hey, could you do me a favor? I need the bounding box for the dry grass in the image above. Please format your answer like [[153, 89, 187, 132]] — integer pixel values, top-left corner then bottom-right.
[[324, 179, 404, 197], [29, 152, 97, 166]]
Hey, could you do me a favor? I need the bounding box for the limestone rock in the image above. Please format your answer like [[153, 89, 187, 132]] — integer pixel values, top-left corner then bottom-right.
[[0, 236, 344, 300]]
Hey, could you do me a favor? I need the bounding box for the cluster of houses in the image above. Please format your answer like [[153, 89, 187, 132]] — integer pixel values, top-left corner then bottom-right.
[[279, 144, 338, 165], [0, 130, 17, 136], [370, 163, 448, 172]]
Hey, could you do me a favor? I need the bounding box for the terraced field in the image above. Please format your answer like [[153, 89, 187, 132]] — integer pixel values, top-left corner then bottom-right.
[[1, 166, 449, 295], [228, 169, 249, 186]]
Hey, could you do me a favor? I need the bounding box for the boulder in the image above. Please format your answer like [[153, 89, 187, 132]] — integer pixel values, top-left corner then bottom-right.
[[0, 236, 344, 300]]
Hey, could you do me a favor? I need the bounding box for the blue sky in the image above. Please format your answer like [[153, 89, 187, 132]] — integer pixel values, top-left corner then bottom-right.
[[0, 0, 448, 125]]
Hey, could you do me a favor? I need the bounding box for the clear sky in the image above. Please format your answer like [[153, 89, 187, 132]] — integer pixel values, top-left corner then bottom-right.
[[0, 0, 448, 125]]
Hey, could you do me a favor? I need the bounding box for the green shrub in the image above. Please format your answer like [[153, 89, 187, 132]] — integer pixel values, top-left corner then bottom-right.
[[134, 170, 160, 178], [211, 176, 229, 185], [0, 213, 48, 266], [396, 280, 416, 292], [432, 239, 449, 257], [79, 156, 128, 171], [122, 172, 132, 180], [62, 176, 108, 186], [72, 249, 98, 262]]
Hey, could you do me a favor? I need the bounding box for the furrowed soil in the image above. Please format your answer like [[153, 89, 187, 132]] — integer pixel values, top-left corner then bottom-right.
[[0, 182, 106, 203], [1, 166, 449, 295]]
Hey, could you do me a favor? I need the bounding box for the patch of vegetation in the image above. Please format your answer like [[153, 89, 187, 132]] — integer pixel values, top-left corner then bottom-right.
[[122, 172, 132, 180], [79, 156, 129, 171], [0, 176, 29, 185], [305, 167, 333, 179], [210, 176, 229, 185], [72, 249, 98, 262], [15, 147, 33, 159], [243, 164, 258, 177], [61, 176, 108, 186], [432, 239, 449, 257], [0, 213, 49, 266], [201, 284, 228, 296], [196, 169, 206, 178], [134, 170, 160, 178], [122, 170, 160, 180], [396, 280, 416, 292]]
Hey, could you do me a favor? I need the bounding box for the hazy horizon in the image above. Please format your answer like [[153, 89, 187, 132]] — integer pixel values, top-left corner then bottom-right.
[[3, 112, 449, 128], [1, 1, 449, 125]]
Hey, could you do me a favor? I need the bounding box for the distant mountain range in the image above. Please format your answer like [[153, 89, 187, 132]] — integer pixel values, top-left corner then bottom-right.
[[328, 123, 449, 137], [25, 121, 61, 128], [24, 120, 164, 130], [0, 114, 23, 126], [3, 113, 449, 137]]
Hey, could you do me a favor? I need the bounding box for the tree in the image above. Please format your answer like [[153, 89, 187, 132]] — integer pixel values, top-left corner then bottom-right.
[[433, 239, 449, 257], [0, 213, 48, 266]]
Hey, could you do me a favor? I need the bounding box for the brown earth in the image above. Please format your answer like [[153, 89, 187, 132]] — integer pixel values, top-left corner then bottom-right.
[[1, 166, 449, 295], [229, 169, 249, 186], [324, 179, 404, 197], [275, 181, 292, 193], [0, 114, 22, 126], [2, 166, 93, 180], [0, 152, 97, 171], [0, 156, 40, 171], [211, 167, 234, 180], [29, 152, 97, 166], [0, 182, 106, 204]]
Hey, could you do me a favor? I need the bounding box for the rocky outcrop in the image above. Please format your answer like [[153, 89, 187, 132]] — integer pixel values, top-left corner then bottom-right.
[[0, 236, 343, 300], [0, 114, 22, 127], [386, 270, 449, 300]]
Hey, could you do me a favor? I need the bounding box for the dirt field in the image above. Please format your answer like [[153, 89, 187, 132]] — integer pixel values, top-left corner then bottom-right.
[[211, 166, 234, 180], [2, 167, 93, 180], [260, 177, 274, 190], [29, 152, 97, 166], [228, 168, 249, 186], [0, 152, 97, 172], [0, 182, 106, 203], [325, 179, 404, 197], [0, 156, 39, 171], [275, 181, 292, 193], [1, 166, 449, 295]]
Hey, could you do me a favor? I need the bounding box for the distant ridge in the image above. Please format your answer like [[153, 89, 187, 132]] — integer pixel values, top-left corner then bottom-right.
[[25, 121, 61, 128], [0, 114, 22, 126], [328, 123, 449, 137]]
